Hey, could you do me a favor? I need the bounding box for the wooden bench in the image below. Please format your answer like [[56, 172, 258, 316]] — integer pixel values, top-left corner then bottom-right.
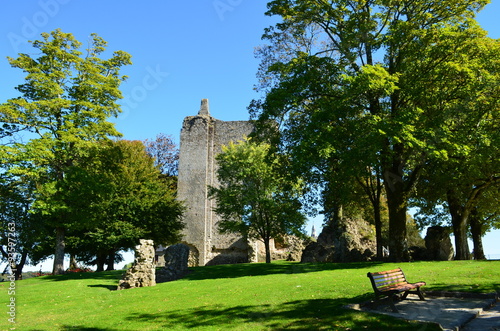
[[367, 267, 426, 312]]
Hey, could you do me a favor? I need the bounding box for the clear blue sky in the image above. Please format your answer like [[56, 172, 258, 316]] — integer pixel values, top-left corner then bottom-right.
[[0, 1, 499, 269]]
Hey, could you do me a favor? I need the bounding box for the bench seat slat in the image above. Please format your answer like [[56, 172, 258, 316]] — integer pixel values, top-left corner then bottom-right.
[[371, 268, 405, 275], [377, 282, 409, 290], [373, 274, 405, 280], [374, 278, 406, 286], [381, 282, 426, 292], [375, 279, 407, 286], [372, 271, 405, 278]]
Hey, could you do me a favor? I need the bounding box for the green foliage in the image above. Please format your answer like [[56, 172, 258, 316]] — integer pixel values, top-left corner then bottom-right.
[[209, 139, 306, 262], [101, 140, 184, 246], [251, 0, 499, 261], [0, 29, 132, 273], [68, 140, 184, 268], [3, 261, 499, 330]]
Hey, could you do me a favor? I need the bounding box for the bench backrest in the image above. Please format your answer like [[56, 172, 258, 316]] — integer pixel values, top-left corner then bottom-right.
[[367, 268, 408, 292]]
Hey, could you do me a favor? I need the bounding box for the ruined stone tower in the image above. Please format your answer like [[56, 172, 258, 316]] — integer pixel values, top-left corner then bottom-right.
[[177, 99, 255, 266]]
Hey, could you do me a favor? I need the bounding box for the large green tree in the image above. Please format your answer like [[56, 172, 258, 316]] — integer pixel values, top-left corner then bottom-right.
[[413, 109, 500, 260], [251, 0, 498, 261], [67, 140, 185, 271], [0, 29, 131, 274], [209, 139, 306, 263]]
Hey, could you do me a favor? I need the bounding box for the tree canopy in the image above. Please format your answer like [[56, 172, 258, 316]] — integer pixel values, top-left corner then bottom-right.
[[251, 0, 500, 260], [67, 139, 185, 271], [0, 29, 132, 273]]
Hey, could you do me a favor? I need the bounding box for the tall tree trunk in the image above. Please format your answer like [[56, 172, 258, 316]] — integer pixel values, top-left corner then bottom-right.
[[69, 254, 78, 270], [10, 251, 28, 280], [385, 191, 408, 262], [264, 238, 271, 263], [447, 190, 471, 260], [106, 250, 115, 271], [452, 216, 470, 260], [384, 159, 408, 262], [469, 210, 486, 260], [358, 172, 383, 260], [95, 254, 106, 272], [374, 203, 383, 260], [53, 227, 66, 275]]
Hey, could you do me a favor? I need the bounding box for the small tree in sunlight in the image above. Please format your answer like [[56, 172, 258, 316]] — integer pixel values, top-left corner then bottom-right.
[[209, 138, 306, 263]]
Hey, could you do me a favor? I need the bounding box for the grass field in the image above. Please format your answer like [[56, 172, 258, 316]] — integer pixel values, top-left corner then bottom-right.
[[2, 260, 499, 330]]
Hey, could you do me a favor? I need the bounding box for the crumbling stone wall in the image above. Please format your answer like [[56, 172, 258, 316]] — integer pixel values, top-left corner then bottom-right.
[[177, 99, 255, 266], [117, 239, 156, 290], [271, 235, 308, 262], [425, 226, 454, 261], [156, 243, 190, 282], [301, 218, 376, 263]]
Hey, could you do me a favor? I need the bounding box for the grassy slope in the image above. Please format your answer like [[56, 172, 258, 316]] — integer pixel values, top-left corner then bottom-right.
[[2, 260, 499, 330]]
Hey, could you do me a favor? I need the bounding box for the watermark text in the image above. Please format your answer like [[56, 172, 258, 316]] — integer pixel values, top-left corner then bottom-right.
[[213, 0, 244, 21], [6, 222, 17, 327], [7, 0, 72, 53], [120, 65, 169, 119]]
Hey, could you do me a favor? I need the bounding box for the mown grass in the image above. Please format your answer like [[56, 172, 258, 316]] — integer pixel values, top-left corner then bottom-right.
[[2, 260, 499, 330]]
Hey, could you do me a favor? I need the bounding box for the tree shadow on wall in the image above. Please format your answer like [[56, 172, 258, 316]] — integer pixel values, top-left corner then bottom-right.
[[125, 297, 438, 330]]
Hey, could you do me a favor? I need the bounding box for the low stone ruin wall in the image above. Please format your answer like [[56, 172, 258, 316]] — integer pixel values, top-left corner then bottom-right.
[[117, 239, 156, 290]]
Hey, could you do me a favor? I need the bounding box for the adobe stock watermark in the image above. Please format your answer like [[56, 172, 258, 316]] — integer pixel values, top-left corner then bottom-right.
[[383, 158, 405, 193], [120, 65, 170, 119], [213, 0, 244, 21], [7, 0, 73, 54], [6, 222, 17, 328]]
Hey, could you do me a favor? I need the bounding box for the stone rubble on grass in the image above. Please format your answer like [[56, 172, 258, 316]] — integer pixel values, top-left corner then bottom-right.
[[117, 239, 156, 290]]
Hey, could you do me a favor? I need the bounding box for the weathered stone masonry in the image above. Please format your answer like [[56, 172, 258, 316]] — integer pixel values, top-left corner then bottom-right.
[[177, 99, 255, 266], [117, 239, 156, 290]]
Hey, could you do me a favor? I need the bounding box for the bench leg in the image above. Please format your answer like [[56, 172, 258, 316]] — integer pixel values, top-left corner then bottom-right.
[[416, 287, 425, 301], [402, 288, 425, 301], [373, 294, 400, 313], [388, 295, 399, 313]]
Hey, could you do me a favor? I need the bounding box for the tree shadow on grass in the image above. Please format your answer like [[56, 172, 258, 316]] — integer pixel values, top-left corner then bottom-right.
[[87, 284, 117, 291], [34, 261, 385, 284], [183, 261, 385, 281], [36, 270, 123, 282], [425, 283, 500, 295], [59, 327, 121, 331], [125, 296, 439, 330], [29, 327, 119, 331]]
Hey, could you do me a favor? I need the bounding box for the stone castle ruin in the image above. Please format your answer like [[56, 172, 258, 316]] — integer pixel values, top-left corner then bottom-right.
[[175, 99, 409, 266], [177, 99, 257, 266], [125, 100, 441, 277]]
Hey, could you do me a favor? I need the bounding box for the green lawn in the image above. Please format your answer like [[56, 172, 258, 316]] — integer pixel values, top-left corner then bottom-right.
[[2, 260, 499, 330]]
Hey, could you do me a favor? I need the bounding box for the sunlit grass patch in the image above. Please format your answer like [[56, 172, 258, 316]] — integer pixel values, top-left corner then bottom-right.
[[2, 260, 498, 330]]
